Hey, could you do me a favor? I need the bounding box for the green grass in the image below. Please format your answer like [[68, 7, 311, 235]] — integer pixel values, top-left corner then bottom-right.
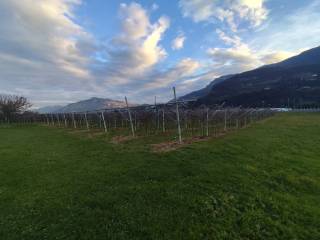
[[0, 113, 319, 239]]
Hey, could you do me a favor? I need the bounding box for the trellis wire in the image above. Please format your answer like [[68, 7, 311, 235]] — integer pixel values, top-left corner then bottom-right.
[[1, 87, 294, 142], [1, 105, 277, 141]]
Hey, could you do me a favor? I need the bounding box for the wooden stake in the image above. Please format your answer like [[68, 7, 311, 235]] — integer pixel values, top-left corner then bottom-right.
[[154, 96, 157, 129], [162, 109, 165, 132], [224, 109, 227, 131], [98, 113, 102, 128], [206, 108, 209, 137], [72, 112, 76, 129], [173, 87, 182, 143], [154, 96, 160, 130], [56, 114, 61, 127], [51, 114, 55, 126], [45, 114, 49, 125], [84, 112, 89, 130], [63, 114, 67, 127], [125, 96, 135, 137], [101, 111, 107, 133]]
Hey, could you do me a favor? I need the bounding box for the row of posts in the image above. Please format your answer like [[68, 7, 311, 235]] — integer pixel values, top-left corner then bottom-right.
[[38, 87, 274, 144]]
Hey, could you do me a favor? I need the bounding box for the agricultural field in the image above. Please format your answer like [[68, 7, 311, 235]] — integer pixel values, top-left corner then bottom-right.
[[0, 113, 319, 239]]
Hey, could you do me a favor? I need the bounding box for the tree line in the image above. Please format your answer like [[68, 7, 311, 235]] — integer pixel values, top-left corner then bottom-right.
[[0, 94, 31, 122]]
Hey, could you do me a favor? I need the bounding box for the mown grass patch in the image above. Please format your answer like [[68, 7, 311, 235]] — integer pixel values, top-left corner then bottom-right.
[[0, 113, 319, 239]]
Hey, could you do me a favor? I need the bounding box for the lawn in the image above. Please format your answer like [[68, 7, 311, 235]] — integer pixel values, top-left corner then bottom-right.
[[0, 113, 319, 239]]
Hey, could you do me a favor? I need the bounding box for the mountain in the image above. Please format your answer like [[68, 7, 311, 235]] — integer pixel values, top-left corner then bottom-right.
[[37, 105, 64, 113], [191, 46, 320, 107], [37, 97, 130, 113], [177, 75, 234, 101], [267, 46, 320, 68]]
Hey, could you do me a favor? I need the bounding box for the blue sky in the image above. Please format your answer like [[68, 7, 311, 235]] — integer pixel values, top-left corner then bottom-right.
[[0, 0, 320, 107]]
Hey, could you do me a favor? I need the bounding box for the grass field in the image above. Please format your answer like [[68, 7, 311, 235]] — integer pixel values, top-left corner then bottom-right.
[[0, 113, 319, 239]]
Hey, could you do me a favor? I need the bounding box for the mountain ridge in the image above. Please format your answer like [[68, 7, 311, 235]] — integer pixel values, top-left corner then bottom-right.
[[180, 46, 320, 107], [177, 75, 234, 101], [37, 97, 130, 113]]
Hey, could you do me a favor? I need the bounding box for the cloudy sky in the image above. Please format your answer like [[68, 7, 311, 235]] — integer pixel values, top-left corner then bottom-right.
[[1, 0, 320, 107]]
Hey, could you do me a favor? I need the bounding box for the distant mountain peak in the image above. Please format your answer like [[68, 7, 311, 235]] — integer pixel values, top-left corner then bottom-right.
[[36, 97, 132, 113]]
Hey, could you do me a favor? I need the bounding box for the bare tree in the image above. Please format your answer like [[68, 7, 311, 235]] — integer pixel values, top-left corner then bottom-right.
[[0, 95, 32, 122]]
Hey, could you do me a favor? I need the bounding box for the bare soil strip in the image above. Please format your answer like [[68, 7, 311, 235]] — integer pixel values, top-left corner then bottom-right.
[[151, 136, 210, 153], [111, 135, 136, 144]]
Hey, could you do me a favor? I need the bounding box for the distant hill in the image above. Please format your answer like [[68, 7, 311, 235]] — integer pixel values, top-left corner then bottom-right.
[[36, 97, 130, 113], [177, 75, 234, 101], [181, 46, 320, 107], [37, 105, 64, 113]]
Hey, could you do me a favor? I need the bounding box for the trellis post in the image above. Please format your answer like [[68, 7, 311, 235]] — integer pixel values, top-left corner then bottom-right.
[[72, 112, 77, 129], [206, 108, 209, 137], [244, 112, 247, 127], [101, 111, 107, 133], [125, 96, 135, 137], [154, 96, 158, 130], [134, 112, 137, 131], [51, 114, 55, 126], [224, 109, 227, 131], [63, 114, 67, 127], [45, 114, 49, 125], [56, 114, 61, 127], [162, 109, 165, 132], [84, 112, 89, 131], [173, 87, 182, 143]]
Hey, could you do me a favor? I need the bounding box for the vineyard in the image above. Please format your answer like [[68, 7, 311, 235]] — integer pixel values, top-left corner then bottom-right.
[[0, 88, 278, 143], [0, 100, 275, 142]]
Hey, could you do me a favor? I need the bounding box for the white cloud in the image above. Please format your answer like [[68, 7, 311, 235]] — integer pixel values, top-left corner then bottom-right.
[[207, 46, 258, 74], [0, 0, 93, 79], [101, 2, 170, 85], [207, 45, 299, 75], [118, 3, 151, 43], [216, 29, 242, 47], [179, 0, 268, 31], [179, 0, 215, 22], [207, 29, 299, 75], [0, 0, 98, 106], [232, 0, 268, 27], [216, 8, 238, 32], [144, 58, 201, 89], [260, 51, 296, 65], [171, 34, 186, 50]]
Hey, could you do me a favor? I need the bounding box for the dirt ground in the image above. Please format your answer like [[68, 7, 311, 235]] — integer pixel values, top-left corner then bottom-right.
[[151, 136, 211, 153], [111, 135, 136, 144]]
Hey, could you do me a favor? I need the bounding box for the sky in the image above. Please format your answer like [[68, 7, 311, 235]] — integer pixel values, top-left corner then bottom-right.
[[0, 0, 320, 107]]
